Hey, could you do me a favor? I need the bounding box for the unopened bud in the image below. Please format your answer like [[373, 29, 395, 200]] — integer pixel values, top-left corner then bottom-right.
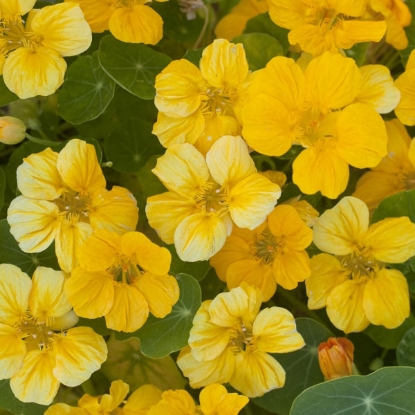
[[318, 337, 354, 381], [0, 116, 26, 145]]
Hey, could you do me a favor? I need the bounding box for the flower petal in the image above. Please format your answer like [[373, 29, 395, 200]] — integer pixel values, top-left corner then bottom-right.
[[0, 323, 26, 379]]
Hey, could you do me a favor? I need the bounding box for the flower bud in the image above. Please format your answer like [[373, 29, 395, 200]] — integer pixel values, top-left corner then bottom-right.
[[318, 337, 354, 381], [0, 116, 26, 145]]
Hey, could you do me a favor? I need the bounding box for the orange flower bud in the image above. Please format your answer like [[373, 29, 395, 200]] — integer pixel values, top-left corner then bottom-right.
[[0, 116, 26, 145], [318, 337, 354, 381]]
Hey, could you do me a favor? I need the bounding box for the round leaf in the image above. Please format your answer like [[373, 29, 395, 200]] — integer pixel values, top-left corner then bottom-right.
[[371, 189, 415, 224], [397, 326, 415, 367], [99, 35, 172, 100], [290, 366, 415, 415]]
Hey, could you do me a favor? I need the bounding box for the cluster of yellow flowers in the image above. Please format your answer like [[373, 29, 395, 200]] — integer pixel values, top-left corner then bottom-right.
[[1, 0, 415, 412]]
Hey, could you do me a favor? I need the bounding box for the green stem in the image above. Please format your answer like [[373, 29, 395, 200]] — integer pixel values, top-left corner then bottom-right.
[[193, 5, 209, 49], [25, 132, 61, 147]]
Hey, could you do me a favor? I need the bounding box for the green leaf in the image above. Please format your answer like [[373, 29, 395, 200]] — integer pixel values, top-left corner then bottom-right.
[[371, 189, 415, 224], [232, 33, 283, 71], [290, 366, 415, 415], [99, 35, 172, 100], [104, 118, 164, 173], [400, 0, 415, 66], [0, 77, 18, 106], [364, 315, 415, 349], [102, 337, 186, 391], [0, 219, 59, 274], [0, 167, 5, 213], [115, 273, 201, 358], [244, 12, 290, 54], [253, 318, 333, 415], [183, 48, 203, 66], [58, 51, 115, 124], [0, 380, 46, 415], [397, 326, 415, 367], [344, 42, 369, 67]]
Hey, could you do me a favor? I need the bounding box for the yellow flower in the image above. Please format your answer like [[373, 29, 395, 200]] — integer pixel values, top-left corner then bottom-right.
[[242, 52, 388, 198], [0, 2, 92, 98], [210, 204, 313, 301], [0, 116, 26, 145], [268, 0, 386, 56], [153, 39, 250, 154], [0, 264, 107, 405], [353, 119, 415, 210], [318, 337, 355, 381], [146, 135, 281, 262], [306, 196, 415, 333], [177, 284, 305, 397], [214, 0, 268, 40], [395, 49, 415, 126], [69, 0, 165, 44], [7, 139, 138, 272], [65, 229, 179, 332], [368, 0, 412, 49], [45, 380, 163, 414]]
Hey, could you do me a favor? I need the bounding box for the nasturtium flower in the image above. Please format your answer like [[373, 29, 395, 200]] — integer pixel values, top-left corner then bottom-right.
[[268, 0, 386, 56], [146, 135, 281, 262], [353, 119, 415, 210], [367, 0, 412, 49], [306, 196, 415, 333], [45, 380, 163, 414], [69, 0, 165, 44], [395, 49, 415, 126], [214, 0, 268, 40], [0, 2, 92, 99], [153, 39, 250, 154], [0, 264, 107, 405], [210, 204, 313, 301], [177, 284, 305, 397], [242, 52, 389, 198], [0, 116, 25, 145], [7, 139, 138, 272], [65, 229, 179, 332]]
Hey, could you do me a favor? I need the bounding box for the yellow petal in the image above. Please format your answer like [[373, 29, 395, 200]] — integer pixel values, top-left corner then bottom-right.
[[17, 148, 63, 200], [3, 47, 66, 99], [29, 267, 71, 320], [363, 268, 409, 329], [364, 217, 415, 263], [0, 264, 31, 326], [289, 24, 338, 56], [253, 307, 305, 353], [43, 403, 73, 415], [123, 384, 162, 415], [146, 192, 199, 244], [134, 272, 179, 318], [65, 268, 114, 319], [206, 135, 256, 186], [292, 147, 350, 199], [109, 5, 163, 45], [313, 196, 369, 255], [174, 213, 231, 261], [200, 39, 249, 89], [152, 143, 209, 196], [231, 351, 285, 397], [268, 0, 306, 30], [355, 65, 400, 113], [121, 232, 171, 275], [57, 139, 106, 194], [72, 0, 114, 32], [0, 324, 26, 378], [10, 350, 59, 405], [229, 173, 281, 229], [305, 52, 361, 109], [334, 20, 386, 49], [7, 196, 59, 252], [53, 326, 107, 386], [147, 390, 195, 415], [100, 380, 129, 412], [31, 3, 92, 56], [0, 0, 36, 16], [55, 219, 93, 272], [106, 284, 149, 332], [177, 346, 235, 388], [395, 68, 415, 126], [90, 186, 138, 234], [326, 280, 370, 333], [272, 250, 311, 290], [336, 104, 388, 168], [306, 254, 349, 309]]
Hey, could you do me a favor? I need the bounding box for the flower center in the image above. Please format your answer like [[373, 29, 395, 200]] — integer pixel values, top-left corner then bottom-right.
[[199, 84, 237, 117], [15, 315, 55, 352], [250, 227, 279, 265], [110, 254, 142, 284], [228, 321, 257, 353], [54, 190, 92, 224], [0, 19, 42, 55], [340, 250, 382, 281], [195, 181, 229, 215]]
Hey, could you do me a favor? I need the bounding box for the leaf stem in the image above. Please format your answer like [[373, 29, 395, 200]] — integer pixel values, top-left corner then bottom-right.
[[25, 132, 61, 147]]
